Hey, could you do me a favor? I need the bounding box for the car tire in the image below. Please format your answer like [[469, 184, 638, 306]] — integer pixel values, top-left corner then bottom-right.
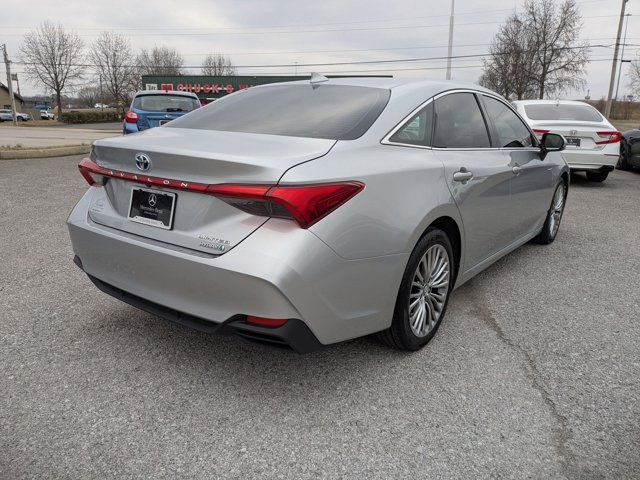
[[533, 181, 566, 245], [377, 227, 454, 351], [618, 140, 631, 170], [586, 171, 609, 182]]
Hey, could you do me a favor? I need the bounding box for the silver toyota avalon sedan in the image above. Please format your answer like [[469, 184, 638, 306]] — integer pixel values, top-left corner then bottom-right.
[[68, 77, 569, 352]]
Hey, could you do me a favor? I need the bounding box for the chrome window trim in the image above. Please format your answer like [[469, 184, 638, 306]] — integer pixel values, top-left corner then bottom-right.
[[381, 88, 541, 151]]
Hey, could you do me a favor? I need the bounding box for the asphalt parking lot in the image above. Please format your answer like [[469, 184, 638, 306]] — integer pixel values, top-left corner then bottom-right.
[[1, 155, 638, 479]]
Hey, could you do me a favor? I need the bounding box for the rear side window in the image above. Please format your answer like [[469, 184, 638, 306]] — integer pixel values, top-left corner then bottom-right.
[[524, 103, 603, 122], [433, 93, 490, 148], [483, 96, 534, 148], [133, 94, 200, 113], [167, 84, 390, 140], [388, 102, 434, 147]]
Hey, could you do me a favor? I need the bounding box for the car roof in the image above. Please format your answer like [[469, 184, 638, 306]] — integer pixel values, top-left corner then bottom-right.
[[134, 90, 199, 98], [252, 76, 498, 97]]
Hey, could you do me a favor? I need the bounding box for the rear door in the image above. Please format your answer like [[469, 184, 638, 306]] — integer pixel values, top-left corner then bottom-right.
[[481, 94, 553, 238], [432, 91, 514, 271]]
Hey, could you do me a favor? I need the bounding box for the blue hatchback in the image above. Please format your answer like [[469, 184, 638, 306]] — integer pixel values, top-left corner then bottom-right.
[[123, 90, 201, 134]]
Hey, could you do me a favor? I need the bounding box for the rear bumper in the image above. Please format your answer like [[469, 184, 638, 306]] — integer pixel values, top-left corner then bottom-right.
[[77, 262, 322, 353], [563, 145, 619, 170], [67, 189, 406, 346]]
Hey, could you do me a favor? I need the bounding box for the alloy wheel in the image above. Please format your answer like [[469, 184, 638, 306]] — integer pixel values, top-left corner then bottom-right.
[[408, 244, 450, 337], [549, 183, 565, 238]]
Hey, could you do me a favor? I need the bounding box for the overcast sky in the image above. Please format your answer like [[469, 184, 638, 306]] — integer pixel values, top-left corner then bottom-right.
[[1, 0, 637, 99]]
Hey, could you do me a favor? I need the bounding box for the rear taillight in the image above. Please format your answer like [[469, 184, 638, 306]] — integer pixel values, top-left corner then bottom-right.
[[595, 131, 622, 144], [209, 182, 365, 228], [246, 316, 288, 328], [124, 111, 138, 123], [532, 128, 550, 136], [76, 157, 364, 228]]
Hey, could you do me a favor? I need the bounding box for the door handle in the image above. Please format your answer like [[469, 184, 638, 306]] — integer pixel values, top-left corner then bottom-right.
[[512, 166, 522, 176], [453, 168, 473, 184]]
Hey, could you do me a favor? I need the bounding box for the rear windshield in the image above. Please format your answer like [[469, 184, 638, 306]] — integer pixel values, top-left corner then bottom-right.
[[133, 94, 200, 113], [524, 104, 603, 122], [167, 84, 391, 140]]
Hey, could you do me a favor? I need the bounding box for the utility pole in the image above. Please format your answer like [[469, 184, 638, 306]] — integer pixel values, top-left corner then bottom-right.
[[1, 44, 18, 126], [605, 0, 628, 118], [614, 13, 631, 102], [446, 0, 455, 80]]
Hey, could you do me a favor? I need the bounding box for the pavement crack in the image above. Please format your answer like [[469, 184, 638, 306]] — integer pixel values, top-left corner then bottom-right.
[[465, 280, 574, 478]]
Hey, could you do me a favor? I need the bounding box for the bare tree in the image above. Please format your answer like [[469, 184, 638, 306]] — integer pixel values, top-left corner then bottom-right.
[[524, 0, 589, 99], [479, 14, 538, 99], [628, 61, 640, 98], [137, 47, 184, 75], [19, 22, 84, 118], [77, 85, 101, 108], [201, 53, 236, 76], [90, 32, 138, 111], [479, 0, 589, 100]]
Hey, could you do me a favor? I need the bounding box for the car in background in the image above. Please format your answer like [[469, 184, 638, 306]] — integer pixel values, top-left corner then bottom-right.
[[69, 78, 569, 352], [40, 109, 55, 120], [618, 128, 640, 170], [0, 110, 13, 122], [0, 109, 31, 121], [513, 100, 620, 182], [123, 90, 201, 135]]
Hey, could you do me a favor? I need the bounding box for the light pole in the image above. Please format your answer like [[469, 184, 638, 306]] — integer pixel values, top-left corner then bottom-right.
[[614, 13, 632, 102], [446, 0, 455, 80], [1, 44, 18, 126], [605, 0, 628, 118]]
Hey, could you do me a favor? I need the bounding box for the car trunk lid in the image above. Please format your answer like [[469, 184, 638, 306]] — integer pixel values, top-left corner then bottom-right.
[[87, 127, 336, 255], [532, 121, 616, 150]]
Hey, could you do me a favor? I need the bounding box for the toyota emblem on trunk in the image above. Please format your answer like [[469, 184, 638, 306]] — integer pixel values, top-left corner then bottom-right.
[[135, 153, 151, 171]]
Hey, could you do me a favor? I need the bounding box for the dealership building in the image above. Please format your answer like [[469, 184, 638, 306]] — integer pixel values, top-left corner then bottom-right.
[[141, 75, 390, 104]]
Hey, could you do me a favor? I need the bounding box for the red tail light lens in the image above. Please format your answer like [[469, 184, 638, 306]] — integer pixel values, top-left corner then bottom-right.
[[246, 316, 288, 328], [209, 182, 365, 228], [595, 131, 622, 144], [124, 111, 138, 124], [532, 128, 550, 136], [76, 158, 364, 228]]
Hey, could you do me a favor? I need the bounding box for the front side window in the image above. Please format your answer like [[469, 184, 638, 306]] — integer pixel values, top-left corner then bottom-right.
[[168, 84, 391, 140], [388, 102, 434, 146], [433, 93, 490, 148], [483, 96, 534, 148]]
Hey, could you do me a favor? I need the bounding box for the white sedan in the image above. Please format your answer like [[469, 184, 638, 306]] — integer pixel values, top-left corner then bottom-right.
[[513, 100, 620, 182]]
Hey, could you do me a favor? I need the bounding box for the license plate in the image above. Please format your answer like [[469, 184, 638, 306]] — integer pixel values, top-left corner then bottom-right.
[[566, 137, 581, 147], [128, 187, 176, 230]]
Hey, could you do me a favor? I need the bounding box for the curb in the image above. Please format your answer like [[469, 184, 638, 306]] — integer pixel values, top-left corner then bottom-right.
[[0, 144, 91, 160]]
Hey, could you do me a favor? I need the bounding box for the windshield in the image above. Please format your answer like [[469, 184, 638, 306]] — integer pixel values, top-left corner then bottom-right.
[[167, 84, 391, 140], [133, 94, 200, 113], [524, 103, 603, 122]]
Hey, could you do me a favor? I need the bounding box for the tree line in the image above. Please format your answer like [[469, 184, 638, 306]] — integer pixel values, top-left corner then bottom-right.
[[19, 23, 237, 117]]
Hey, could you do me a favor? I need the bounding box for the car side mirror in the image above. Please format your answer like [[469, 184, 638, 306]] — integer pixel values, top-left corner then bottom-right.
[[539, 132, 566, 160]]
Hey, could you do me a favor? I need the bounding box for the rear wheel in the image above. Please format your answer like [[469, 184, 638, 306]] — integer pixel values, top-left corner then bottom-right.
[[378, 228, 454, 351], [618, 140, 631, 170], [533, 181, 566, 245], [586, 170, 609, 182]]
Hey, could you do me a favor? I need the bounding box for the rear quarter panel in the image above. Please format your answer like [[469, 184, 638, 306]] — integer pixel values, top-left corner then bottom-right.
[[280, 141, 463, 262]]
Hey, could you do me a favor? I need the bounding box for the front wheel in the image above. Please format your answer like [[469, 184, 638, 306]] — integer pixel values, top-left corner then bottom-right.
[[618, 140, 631, 170], [377, 228, 454, 351], [586, 170, 609, 182], [533, 181, 566, 245]]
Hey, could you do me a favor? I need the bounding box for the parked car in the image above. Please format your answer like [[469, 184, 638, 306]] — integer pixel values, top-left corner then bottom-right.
[[512, 100, 620, 182], [618, 128, 640, 170], [40, 109, 55, 120], [94, 103, 110, 109], [123, 90, 201, 134], [0, 110, 13, 122], [69, 78, 569, 352]]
